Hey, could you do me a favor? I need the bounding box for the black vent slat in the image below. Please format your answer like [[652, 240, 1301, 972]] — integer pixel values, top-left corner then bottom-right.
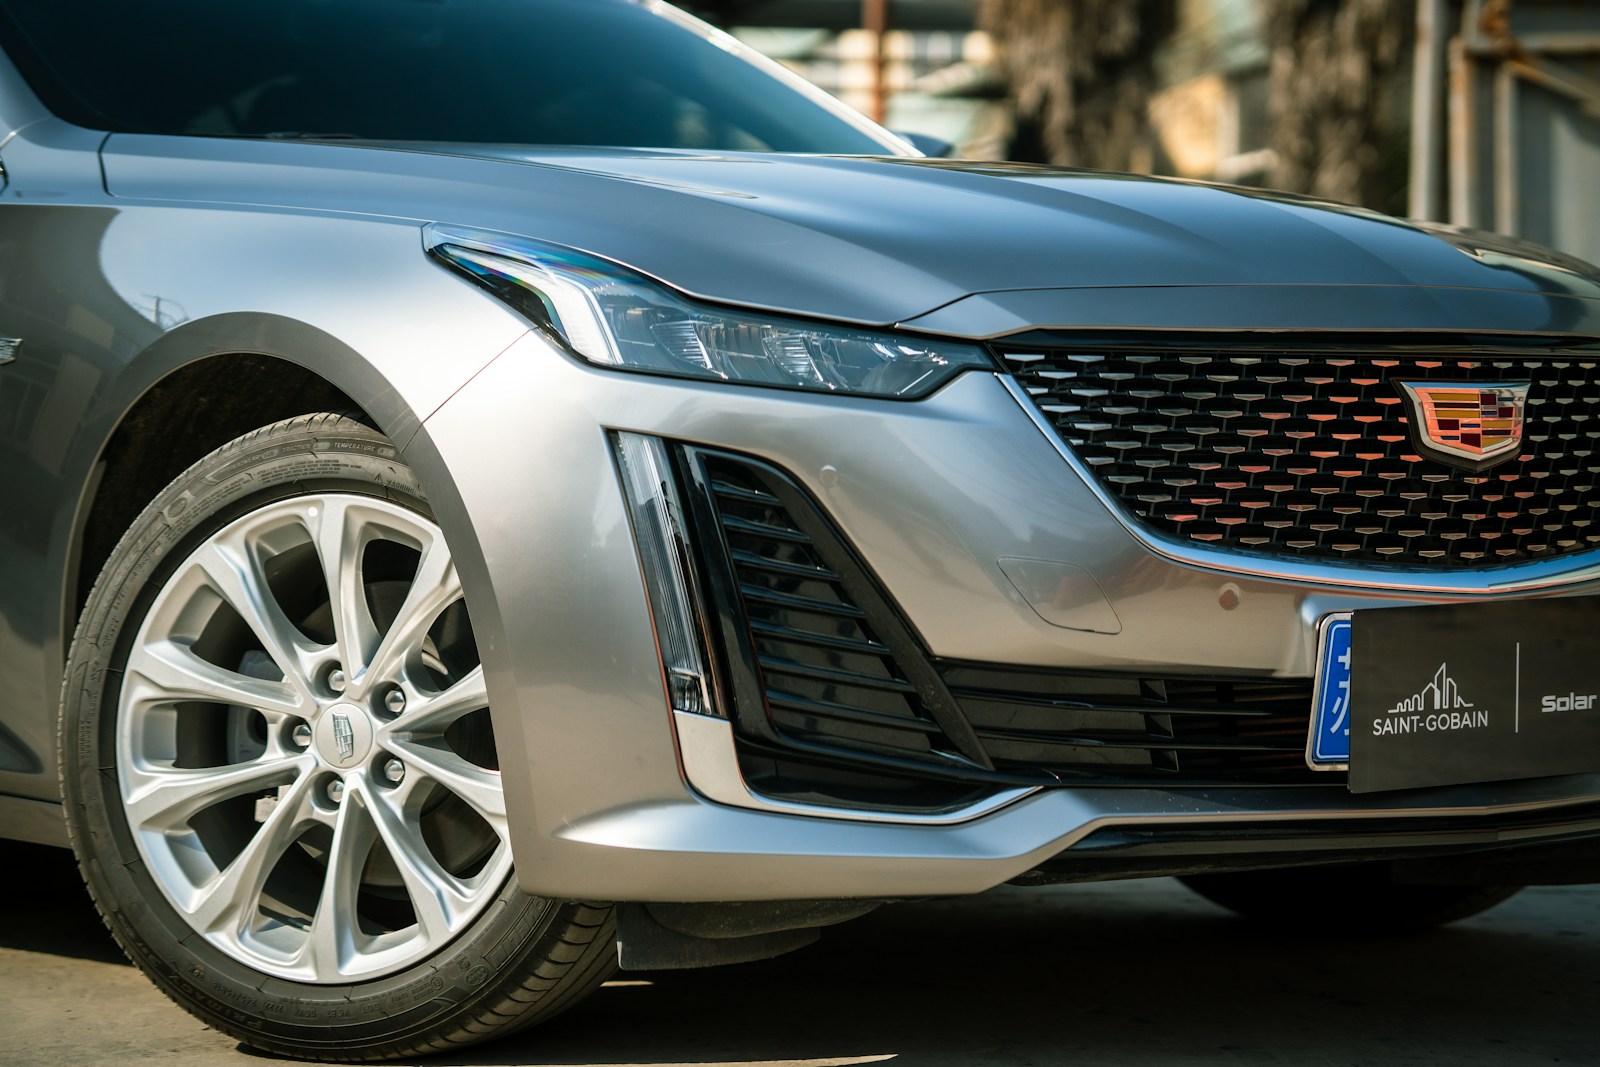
[[747, 618, 889, 657], [730, 549, 841, 582], [710, 479, 781, 507], [720, 514, 813, 544], [766, 691, 947, 734], [1001, 344, 1600, 566], [738, 584, 868, 619], [757, 654, 918, 694], [952, 665, 1325, 784], [971, 726, 1303, 753], [948, 690, 1289, 719]]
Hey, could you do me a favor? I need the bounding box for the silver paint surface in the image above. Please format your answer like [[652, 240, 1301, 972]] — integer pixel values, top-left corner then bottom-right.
[[5, 34, 1600, 902], [100, 137, 1600, 333]]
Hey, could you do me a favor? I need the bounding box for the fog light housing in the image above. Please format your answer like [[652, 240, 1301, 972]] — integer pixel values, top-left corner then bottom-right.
[[611, 432, 720, 718]]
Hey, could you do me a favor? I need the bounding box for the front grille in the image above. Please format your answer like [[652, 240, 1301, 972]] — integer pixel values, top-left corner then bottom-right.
[[1000, 341, 1600, 566], [679, 446, 1335, 796]]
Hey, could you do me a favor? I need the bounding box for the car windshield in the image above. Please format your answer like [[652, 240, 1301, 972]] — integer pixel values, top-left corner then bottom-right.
[[0, 0, 897, 153]]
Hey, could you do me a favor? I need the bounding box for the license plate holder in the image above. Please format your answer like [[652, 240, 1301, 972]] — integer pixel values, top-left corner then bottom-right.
[[1311, 598, 1600, 793]]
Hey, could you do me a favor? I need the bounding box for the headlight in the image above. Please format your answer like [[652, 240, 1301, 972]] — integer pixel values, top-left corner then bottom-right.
[[424, 223, 992, 398]]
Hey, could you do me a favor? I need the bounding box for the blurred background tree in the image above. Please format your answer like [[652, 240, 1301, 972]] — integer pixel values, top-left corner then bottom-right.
[[976, 0, 1176, 171], [1259, 0, 1414, 214], [980, 0, 1413, 213]]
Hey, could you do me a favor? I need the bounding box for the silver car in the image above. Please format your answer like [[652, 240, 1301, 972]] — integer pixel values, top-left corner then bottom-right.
[[2, 0, 1599, 1060]]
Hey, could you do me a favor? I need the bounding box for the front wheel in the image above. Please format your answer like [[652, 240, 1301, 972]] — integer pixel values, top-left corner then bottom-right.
[[60, 413, 614, 1061], [1180, 864, 1522, 932]]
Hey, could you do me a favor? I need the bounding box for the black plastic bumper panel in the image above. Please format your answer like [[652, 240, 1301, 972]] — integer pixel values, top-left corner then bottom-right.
[[671, 443, 1339, 808]]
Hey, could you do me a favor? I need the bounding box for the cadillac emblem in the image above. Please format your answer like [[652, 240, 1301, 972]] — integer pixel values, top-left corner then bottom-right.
[[331, 711, 356, 761], [1396, 381, 1531, 472]]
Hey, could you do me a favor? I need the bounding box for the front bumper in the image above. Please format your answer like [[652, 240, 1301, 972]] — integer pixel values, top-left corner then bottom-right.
[[408, 330, 1600, 901]]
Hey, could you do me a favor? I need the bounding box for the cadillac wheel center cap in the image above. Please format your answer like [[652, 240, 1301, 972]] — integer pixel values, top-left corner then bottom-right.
[[314, 703, 373, 768]]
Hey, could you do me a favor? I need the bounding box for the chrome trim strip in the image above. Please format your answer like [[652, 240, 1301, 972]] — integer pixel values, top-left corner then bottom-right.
[[673, 710, 1038, 825], [998, 374, 1600, 595]]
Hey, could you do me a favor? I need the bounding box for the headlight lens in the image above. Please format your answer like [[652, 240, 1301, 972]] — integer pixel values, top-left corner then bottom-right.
[[424, 224, 992, 398]]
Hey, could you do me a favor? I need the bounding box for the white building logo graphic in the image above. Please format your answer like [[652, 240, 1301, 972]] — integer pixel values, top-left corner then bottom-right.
[[1387, 662, 1473, 715], [1372, 661, 1491, 737]]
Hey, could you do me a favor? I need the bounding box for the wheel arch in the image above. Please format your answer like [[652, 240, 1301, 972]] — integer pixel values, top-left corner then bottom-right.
[[60, 312, 432, 672]]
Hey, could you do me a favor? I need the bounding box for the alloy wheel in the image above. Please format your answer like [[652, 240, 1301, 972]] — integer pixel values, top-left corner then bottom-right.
[[115, 494, 509, 983]]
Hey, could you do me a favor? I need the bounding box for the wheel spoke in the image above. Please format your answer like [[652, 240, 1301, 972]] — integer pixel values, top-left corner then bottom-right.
[[385, 737, 507, 836], [184, 771, 317, 933], [366, 784, 474, 941], [124, 639, 305, 721], [302, 789, 377, 977], [188, 538, 319, 697], [310, 498, 383, 682], [384, 666, 487, 737], [124, 752, 310, 830], [364, 536, 461, 688]]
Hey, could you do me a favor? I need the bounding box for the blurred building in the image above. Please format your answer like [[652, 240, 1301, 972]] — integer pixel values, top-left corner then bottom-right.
[[1147, 0, 1274, 184], [683, 0, 1007, 155], [1415, 0, 1600, 265]]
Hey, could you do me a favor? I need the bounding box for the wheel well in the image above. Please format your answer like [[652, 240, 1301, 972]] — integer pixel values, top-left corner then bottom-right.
[[75, 353, 360, 621]]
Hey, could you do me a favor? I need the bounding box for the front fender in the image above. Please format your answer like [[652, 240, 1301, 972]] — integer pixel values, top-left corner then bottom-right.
[[5, 200, 530, 797]]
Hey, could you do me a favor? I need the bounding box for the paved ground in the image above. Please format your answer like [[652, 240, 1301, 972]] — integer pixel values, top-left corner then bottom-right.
[[3, 839, 1597, 1067]]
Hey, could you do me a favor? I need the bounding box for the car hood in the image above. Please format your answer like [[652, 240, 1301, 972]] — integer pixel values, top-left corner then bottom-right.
[[102, 138, 1600, 335]]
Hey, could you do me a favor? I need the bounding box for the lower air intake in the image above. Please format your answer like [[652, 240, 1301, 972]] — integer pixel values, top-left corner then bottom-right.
[[675, 445, 1337, 800]]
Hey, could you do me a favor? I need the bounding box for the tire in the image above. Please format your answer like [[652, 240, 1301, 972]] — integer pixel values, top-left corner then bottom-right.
[[60, 413, 615, 1062], [1179, 864, 1522, 932]]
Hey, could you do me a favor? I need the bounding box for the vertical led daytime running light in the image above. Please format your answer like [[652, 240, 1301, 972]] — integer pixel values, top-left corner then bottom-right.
[[611, 432, 720, 718]]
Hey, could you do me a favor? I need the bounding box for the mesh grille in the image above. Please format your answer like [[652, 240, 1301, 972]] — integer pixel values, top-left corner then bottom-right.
[[1001, 344, 1600, 565]]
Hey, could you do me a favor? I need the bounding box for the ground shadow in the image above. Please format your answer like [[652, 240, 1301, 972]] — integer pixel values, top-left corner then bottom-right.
[[426, 881, 1600, 1067], [7, 841, 1595, 1067], [0, 841, 127, 966]]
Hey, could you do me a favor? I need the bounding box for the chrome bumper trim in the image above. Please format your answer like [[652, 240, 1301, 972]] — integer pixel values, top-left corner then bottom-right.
[[673, 710, 1038, 825]]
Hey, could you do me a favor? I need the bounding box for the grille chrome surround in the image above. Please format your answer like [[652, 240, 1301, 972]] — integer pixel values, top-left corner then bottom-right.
[[1000, 343, 1600, 569]]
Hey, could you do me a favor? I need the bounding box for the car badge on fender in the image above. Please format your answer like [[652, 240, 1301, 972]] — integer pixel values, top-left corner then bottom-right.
[[1395, 380, 1531, 472], [0, 337, 21, 366]]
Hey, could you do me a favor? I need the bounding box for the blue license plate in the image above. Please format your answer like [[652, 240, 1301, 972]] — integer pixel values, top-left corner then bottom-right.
[[1309, 614, 1352, 767]]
